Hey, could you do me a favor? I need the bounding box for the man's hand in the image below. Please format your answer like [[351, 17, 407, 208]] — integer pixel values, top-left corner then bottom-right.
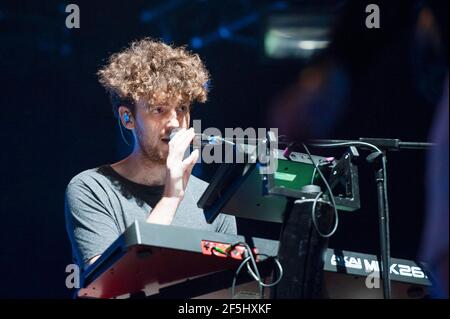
[[163, 127, 199, 200], [146, 127, 199, 225]]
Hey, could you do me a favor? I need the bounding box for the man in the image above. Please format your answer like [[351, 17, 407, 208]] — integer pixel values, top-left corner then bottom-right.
[[65, 38, 237, 269]]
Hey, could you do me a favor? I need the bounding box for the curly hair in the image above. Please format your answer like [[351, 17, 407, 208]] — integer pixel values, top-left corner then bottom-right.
[[97, 38, 210, 117]]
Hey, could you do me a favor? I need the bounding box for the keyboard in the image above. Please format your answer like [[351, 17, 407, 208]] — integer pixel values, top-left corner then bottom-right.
[[78, 221, 431, 299]]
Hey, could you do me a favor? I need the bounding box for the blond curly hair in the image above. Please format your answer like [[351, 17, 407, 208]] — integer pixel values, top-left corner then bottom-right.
[[97, 38, 210, 117]]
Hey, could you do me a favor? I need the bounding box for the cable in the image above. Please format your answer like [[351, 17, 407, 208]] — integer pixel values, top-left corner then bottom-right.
[[219, 134, 290, 146], [382, 157, 390, 235], [307, 140, 389, 236], [302, 143, 339, 238], [245, 254, 283, 287], [231, 256, 253, 299], [309, 141, 382, 154], [230, 242, 262, 298], [310, 163, 319, 184], [311, 191, 329, 237], [310, 159, 328, 184], [212, 247, 231, 257], [241, 242, 263, 299], [309, 140, 391, 297], [117, 117, 132, 146], [229, 242, 284, 299]]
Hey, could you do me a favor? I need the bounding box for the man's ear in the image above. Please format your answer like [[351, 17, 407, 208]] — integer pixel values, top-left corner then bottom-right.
[[118, 106, 134, 130]]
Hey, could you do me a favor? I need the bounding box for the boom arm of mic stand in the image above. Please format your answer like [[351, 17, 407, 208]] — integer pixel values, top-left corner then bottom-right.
[[309, 138, 435, 151]]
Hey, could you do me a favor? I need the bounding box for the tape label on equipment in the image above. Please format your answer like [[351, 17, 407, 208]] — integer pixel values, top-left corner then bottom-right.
[[274, 172, 296, 181]]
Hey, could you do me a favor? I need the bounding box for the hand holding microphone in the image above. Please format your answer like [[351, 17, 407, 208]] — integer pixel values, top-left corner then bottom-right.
[[163, 127, 199, 200]]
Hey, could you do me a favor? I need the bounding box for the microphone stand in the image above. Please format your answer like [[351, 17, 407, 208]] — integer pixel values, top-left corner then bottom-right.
[[308, 138, 434, 299]]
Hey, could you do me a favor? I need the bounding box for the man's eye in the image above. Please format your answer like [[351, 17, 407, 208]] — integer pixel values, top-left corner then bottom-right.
[[152, 107, 165, 114], [177, 106, 188, 113]]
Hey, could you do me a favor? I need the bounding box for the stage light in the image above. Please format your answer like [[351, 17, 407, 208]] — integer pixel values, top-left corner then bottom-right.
[[263, 10, 335, 60]]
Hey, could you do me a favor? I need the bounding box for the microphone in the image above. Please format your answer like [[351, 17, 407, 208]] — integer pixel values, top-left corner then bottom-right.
[[169, 128, 235, 146]]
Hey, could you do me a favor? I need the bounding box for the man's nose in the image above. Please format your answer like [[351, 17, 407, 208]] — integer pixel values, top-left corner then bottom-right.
[[167, 110, 180, 128]]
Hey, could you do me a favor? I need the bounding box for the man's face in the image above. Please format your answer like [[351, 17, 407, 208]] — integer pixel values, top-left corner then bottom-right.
[[132, 98, 190, 164]]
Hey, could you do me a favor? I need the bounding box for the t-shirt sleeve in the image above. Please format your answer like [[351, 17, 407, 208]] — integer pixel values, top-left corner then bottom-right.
[[65, 178, 120, 269]]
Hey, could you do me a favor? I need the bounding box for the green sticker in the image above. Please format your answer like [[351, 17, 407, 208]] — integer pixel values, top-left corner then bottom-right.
[[274, 172, 296, 182]]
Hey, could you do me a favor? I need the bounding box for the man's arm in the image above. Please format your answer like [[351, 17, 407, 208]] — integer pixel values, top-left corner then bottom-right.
[[65, 177, 120, 269], [146, 197, 183, 225]]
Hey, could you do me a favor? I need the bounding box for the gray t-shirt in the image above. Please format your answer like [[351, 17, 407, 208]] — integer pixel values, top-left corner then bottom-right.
[[65, 165, 237, 268]]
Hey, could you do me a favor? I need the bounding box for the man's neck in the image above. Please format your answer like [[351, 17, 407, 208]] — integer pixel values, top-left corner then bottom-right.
[[111, 149, 166, 186]]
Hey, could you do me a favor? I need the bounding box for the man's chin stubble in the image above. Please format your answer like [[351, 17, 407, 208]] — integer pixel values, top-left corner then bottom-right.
[[138, 140, 167, 165]]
